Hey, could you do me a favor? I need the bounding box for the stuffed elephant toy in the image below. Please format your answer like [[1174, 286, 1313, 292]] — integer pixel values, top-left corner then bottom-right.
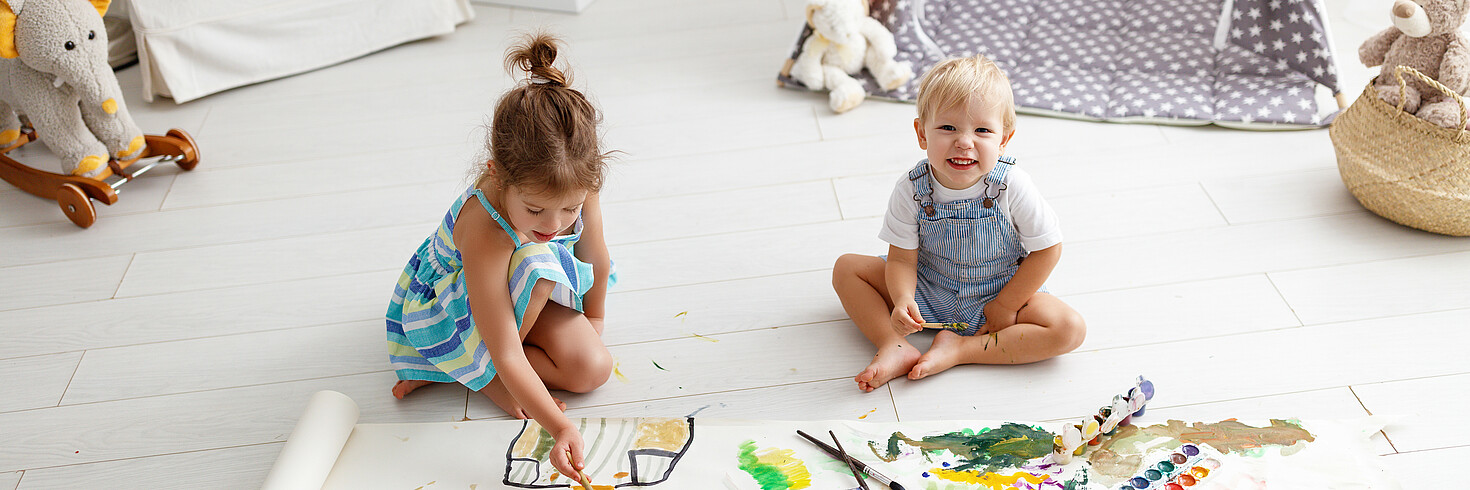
[[0, 0, 143, 178]]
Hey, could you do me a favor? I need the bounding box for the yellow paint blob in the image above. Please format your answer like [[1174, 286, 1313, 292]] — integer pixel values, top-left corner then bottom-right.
[[72, 155, 106, 176], [613, 361, 629, 383], [754, 447, 812, 489], [929, 468, 1051, 489], [0, 129, 18, 145], [125, 135, 144, 155], [102, 98, 118, 114]]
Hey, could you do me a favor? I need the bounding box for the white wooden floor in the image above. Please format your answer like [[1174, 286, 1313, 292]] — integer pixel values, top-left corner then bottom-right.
[[2, 1, 1465, 488]]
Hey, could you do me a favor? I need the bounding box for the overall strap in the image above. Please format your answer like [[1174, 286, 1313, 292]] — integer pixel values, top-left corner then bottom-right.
[[908, 159, 935, 216], [979, 156, 1016, 206], [470, 189, 523, 248], [988, 155, 1016, 189]]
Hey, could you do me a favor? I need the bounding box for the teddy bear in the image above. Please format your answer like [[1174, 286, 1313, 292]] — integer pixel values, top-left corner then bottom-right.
[[1359, 0, 1470, 128], [789, 0, 912, 113], [0, 0, 145, 178]]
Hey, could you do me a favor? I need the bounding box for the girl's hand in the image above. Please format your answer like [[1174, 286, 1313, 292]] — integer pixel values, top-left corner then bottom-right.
[[890, 302, 923, 336], [550, 427, 588, 484], [980, 300, 1020, 334]]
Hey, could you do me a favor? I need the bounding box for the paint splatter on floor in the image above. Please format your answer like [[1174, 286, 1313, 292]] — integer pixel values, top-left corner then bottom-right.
[[737, 440, 813, 490], [653, 360, 668, 371], [613, 361, 629, 383], [859, 408, 877, 420], [690, 332, 719, 342]]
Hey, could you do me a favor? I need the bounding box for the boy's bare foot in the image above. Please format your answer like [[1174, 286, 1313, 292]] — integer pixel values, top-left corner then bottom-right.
[[392, 379, 439, 399], [480, 378, 567, 419], [855, 341, 921, 392], [909, 330, 972, 380]]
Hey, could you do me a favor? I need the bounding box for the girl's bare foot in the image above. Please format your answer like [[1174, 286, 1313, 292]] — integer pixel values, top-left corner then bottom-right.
[[854, 341, 921, 392], [392, 379, 438, 399], [909, 330, 973, 380], [479, 378, 567, 419]]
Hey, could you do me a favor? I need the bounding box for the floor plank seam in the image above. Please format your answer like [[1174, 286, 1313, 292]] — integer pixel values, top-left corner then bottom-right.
[[1263, 273, 1306, 327], [110, 255, 136, 300], [43, 369, 399, 409], [602, 268, 834, 293], [0, 318, 385, 363], [7, 441, 285, 474], [603, 319, 848, 347], [1195, 181, 1232, 225], [54, 351, 85, 409], [545, 376, 860, 413]]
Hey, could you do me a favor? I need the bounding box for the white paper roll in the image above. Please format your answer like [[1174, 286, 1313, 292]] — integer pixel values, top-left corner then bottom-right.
[[261, 390, 360, 490]]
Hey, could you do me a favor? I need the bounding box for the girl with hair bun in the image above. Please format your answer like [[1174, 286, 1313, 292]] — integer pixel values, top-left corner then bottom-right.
[[384, 32, 614, 479]]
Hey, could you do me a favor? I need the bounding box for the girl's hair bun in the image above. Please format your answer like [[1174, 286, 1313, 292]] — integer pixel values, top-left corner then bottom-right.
[[505, 32, 568, 87]]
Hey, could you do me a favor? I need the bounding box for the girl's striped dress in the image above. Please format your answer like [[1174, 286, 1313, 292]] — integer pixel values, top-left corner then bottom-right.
[[386, 188, 596, 391]]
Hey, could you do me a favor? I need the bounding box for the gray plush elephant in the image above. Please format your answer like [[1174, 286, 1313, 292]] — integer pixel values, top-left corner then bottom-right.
[[0, 0, 143, 178]]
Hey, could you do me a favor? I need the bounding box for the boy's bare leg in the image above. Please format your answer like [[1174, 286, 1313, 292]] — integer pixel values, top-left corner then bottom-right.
[[909, 293, 1085, 379], [833, 254, 921, 392]]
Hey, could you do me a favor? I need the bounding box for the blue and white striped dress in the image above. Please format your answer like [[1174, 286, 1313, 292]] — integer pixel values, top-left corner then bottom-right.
[[386, 188, 596, 391]]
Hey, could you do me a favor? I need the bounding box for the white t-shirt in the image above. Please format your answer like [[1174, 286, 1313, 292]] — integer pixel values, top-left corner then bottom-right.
[[878, 163, 1063, 252]]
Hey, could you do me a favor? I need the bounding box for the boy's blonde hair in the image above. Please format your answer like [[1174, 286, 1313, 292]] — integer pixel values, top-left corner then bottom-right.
[[915, 54, 1016, 133]]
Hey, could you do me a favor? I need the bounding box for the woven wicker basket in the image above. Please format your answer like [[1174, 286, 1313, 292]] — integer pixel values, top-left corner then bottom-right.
[[1329, 65, 1470, 236]]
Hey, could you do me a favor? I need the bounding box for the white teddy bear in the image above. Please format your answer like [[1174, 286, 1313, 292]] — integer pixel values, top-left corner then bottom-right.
[[789, 0, 912, 113]]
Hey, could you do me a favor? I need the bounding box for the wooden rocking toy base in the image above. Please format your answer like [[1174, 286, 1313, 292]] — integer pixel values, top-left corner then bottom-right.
[[0, 128, 200, 228]]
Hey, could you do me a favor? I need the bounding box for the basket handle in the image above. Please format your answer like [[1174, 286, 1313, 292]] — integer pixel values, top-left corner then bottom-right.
[[1394, 65, 1469, 130]]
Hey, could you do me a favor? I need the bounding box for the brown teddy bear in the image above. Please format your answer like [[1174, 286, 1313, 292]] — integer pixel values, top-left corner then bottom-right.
[[1359, 0, 1470, 128]]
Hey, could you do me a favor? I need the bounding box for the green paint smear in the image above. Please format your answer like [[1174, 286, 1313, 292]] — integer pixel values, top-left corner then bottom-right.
[[1063, 466, 1089, 490], [872, 423, 1054, 473], [737, 440, 793, 490], [653, 360, 668, 371], [530, 427, 556, 462]]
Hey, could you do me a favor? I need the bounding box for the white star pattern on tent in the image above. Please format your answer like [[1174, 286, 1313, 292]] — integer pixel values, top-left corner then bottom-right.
[[777, 0, 1338, 127], [1230, 0, 1338, 90]]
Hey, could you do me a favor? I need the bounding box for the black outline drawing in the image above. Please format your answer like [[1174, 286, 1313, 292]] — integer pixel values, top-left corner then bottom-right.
[[503, 417, 696, 488]]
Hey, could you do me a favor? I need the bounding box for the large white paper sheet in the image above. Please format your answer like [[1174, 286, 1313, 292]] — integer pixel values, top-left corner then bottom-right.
[[263, 391, 1399, 489]]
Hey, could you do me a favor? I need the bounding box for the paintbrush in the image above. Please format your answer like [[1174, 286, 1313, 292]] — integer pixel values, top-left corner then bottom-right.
[[829, 430, 871, 490], [921, 322, 968, 331], [796, 430, 905, 490], [564, 447, 593, 490]]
